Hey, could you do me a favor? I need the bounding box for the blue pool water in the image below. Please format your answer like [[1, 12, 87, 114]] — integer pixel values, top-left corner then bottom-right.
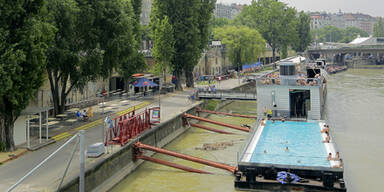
[[250, 121, 331, 167]]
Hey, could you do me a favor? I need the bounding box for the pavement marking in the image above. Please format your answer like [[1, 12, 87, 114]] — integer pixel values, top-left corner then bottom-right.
[[52, 132, 72, 141], [51, 101, 151, 142], [117, 101, 151, 116]]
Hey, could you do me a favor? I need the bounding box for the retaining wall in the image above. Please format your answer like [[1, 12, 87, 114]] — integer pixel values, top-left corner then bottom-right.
[[59, 101, 214, 192]]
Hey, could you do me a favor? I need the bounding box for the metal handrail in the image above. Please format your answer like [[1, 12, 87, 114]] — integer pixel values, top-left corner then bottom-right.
[[8, 130, 85, 192]]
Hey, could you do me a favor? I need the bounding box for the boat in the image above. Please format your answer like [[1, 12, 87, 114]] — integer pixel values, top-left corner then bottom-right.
[[235, 57, 346, 191]]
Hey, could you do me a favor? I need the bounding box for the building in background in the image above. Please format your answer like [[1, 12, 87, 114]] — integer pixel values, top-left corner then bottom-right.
[[309, 10, 378, 34], [140, 0, 153, 25], [214, 3, 243, 19]]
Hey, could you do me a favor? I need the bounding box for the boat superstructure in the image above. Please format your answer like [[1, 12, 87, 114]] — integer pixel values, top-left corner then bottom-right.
[[235, 57, 346, 191]]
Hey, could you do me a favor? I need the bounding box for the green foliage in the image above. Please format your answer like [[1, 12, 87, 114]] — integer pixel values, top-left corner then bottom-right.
[[214, 25, 266, 69], [0, 0, 56, 151], [151, 16, 175, 80], [46, 0, 146, 114], [312, 26, 369, 43], [235, 0, 297, 63], [151, 0, 216, 89], [206, 100, 220, 111], [340, 27, 369, 43], [374, 18, 384, 37], [213, 18, 230, 28], [293, 11, 312, 52]]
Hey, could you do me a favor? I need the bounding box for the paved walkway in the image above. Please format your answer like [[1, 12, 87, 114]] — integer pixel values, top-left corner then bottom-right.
[[0, 74, 270, 192]]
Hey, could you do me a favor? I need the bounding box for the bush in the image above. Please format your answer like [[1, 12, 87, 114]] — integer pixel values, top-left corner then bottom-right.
[[206, 100, 219, 111]]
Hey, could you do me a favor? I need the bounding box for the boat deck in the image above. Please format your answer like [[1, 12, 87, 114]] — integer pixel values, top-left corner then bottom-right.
[[236, 120, 345, 191]]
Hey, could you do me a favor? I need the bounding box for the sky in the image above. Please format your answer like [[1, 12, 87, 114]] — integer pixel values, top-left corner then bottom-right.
[[217, 0, 384, 17]]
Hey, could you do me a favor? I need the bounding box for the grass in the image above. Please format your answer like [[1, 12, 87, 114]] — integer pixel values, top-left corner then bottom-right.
[[197, 81, 216, 86], [206, 100, 220, 111], [261, 66, 273, 72]]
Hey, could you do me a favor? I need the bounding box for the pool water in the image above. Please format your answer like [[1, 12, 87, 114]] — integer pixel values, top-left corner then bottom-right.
[[250, 121, 331, 167]]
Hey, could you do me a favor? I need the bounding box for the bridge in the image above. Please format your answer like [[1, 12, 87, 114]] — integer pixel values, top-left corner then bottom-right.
[[307, 37, 384, 66], [197, 90, 257, 100]]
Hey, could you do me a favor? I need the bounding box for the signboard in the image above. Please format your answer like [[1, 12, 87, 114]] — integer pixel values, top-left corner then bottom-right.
[[151, 107, 160, 123]]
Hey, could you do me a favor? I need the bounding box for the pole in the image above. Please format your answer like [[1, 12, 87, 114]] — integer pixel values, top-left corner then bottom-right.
[[57, 138, 80, 191], [102, 96, 105, 143], [7, 134, 79, 192], [79, 130, 85, 192], [39, 112, 42, 143], [46, 110, 49, 141], [27, 117, 30, 149]]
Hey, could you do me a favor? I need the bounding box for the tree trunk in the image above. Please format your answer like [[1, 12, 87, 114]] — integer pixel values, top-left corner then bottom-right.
[[4, 114, 16, 151], [0, 118, 6, 151], [272, 47, 276, 69], [185, 70, 194, 88], [174, 70, 183, 91]]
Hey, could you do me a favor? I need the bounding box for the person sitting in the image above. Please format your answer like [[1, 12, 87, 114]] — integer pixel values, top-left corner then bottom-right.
[[332, 152, 340, 160], [76, 111, 83, 120], [321, 125, 330, 133], [82, 110, 89, 121], [323, 135, 331, 143], [327, 153, 332, 161], [242, 124, 251, 129], [332, 159, 343, 168]]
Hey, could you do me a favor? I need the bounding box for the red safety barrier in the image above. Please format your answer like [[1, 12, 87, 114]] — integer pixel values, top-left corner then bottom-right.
[[105, 108, 153, 146]]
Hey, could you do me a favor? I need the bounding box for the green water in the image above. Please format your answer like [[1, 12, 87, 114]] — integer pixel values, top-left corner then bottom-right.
[[110, 101, 256, 192]]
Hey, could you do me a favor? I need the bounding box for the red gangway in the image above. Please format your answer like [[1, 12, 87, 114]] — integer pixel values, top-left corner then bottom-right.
[[134, 142, 238, 174], [105, 107, 159, 146], [183, 113, 250, 133], [195, 107, 257, 119]]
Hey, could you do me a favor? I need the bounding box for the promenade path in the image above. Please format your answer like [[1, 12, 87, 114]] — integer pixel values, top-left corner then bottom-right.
[[0, 75, 259, 192]]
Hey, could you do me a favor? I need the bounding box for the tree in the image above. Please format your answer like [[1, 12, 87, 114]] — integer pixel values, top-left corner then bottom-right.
[[213, 17, 230, 28], [236, 0, 297, 67], [47, 0, 144, 115], [151, 0, 215, 90], [374, 18, 384, 37], [311, 26, 368, 43], [340, 27, 369, 43], [151, 16, 175, 86], [214, 26, 266, 71], [0, 0, 56, 151], [311, 26, 344, 43], [293, 11, 312, 53]]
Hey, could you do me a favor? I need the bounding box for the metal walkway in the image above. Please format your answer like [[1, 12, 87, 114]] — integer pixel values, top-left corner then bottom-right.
[[197, 90, 257, 100]]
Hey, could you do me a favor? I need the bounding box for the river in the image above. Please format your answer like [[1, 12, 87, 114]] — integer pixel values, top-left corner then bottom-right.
[[111, 69, 384, 192]]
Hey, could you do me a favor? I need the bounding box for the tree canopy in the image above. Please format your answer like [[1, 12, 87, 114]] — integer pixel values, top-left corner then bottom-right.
[[213, 25, 266, 70], [151, 0, 215, 90], [46, 0, 145, 115], [235, 0, 298, 64], [0, 0, 56, 151], [151, 16, 175, 84], [374, 18, 384, 37], [293, 11, 312, 53], [312, 26, 369, 43]]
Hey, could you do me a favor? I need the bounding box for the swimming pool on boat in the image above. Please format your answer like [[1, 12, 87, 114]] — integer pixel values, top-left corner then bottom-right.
[[246, 120, 331, 168]]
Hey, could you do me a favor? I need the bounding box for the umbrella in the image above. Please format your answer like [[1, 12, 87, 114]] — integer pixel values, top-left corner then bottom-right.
[[132, 77, 158, 87]]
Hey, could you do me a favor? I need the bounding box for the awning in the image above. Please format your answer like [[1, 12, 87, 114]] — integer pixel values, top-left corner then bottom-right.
[[132, 77, 158, 87]]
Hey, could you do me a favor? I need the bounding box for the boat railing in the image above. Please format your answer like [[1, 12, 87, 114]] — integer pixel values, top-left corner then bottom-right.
[[256, 77, 324, 87]]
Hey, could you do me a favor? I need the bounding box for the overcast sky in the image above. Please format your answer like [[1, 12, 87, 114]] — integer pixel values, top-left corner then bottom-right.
[[217, 0, 384, 17]]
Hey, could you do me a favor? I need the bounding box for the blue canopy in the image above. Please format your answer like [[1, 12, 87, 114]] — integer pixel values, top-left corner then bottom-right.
[[242, 62, 262, 70], [132, 77, 158, 87]]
